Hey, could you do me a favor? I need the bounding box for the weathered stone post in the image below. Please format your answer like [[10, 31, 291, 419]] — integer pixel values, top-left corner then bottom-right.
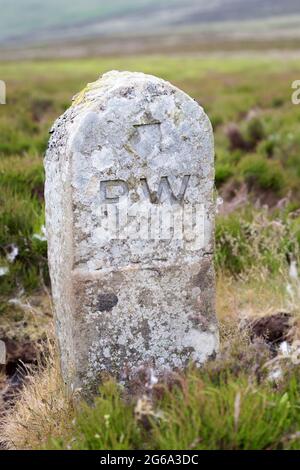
[[45, 71, 218, 394]]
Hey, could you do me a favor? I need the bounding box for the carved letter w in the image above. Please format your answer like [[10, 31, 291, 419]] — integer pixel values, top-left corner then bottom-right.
[[141, 176, 190, 204]]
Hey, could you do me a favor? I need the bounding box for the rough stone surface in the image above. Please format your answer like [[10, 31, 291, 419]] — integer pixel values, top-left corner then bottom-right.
[[45, 71, 218, 394]]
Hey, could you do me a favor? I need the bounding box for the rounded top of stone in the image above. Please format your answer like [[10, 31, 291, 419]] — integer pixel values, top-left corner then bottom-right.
[[46, 70, 212, 168], [72, 70, 195, 109]]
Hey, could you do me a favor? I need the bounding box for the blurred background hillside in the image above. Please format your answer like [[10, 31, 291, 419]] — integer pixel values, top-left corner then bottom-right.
[[1, 0, 300, 59]]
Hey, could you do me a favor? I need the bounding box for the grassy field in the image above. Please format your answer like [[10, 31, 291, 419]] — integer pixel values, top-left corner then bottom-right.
[[1, 55, 300, 302], [1, 54, 300, 449]]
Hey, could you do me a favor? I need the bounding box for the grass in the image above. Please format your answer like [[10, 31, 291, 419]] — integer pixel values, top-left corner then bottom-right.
[[1, 270, 300, 450], [0, 154, 47, 299], [0, 340, 75, 450], [2, 316, 300, 451], [0, 55, 300, 305], [216, 207, 300, 275]]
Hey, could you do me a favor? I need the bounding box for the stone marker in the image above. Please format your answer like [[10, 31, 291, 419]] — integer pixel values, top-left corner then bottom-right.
[[45, 71, 218, 394]]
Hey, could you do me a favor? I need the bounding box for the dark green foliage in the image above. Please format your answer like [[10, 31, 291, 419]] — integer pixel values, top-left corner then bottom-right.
[[0, 156, 47, 297], [238, 155, 285, 192]]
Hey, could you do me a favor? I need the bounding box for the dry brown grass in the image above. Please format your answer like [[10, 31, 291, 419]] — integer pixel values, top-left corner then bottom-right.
[[0, 340, 75, 450], [216, 272, 289, 322]]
